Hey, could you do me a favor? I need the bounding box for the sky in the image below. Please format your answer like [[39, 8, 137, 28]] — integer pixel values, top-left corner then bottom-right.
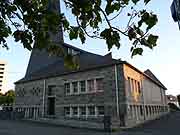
[[0, 0, 180, 96]]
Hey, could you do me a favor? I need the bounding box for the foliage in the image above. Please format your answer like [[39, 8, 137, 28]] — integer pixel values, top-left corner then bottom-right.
[[0, 0, 158, 58], [0, 90, 15, 105], [168, 103, 180, 112]]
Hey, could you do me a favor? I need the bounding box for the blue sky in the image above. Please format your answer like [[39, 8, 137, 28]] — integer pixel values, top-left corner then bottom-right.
[[0, 0, 180, 95]]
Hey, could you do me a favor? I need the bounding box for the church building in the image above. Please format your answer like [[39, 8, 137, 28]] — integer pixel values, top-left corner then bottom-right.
[[14, 0, 169, 129]]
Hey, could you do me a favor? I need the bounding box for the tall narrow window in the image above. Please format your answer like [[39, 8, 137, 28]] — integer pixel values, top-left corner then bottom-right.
[[128, 77, 131, 90], [64, 107, 70, 116], [88, 106, 95, 116], [97, 106, 104, 116], [137, 81, 141, 93], [96, 78, 103, 91], [80, 81, 86, 92], [72, 107, 78, 116], [48, 85, 55, 96], [140, 105, 143, 116], [79, 106, 86, 116], [131, 79, 134, 93], [72, 82, 78, 93], [87, 80, 94, 92], [65, 83, 70, 95]]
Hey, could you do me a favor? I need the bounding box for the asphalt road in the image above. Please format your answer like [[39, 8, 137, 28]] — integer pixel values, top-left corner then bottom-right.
[[0, 112, 179, 135]]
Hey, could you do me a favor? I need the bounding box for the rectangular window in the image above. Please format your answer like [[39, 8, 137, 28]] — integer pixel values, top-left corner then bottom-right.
[[87, 80, 94, 92], [88, 106, 95, 116], [79, 106, 86, 116], [0, 64, 5, 66], [0, 72, 3, 74], [0, 68, 4, 70], [140, 105, 143, 116], [137, 81, 141, 93], [72, 107, 78, 116], [48, 85, 55, 96], [65, 83, 70, 95], [96, 78, 103, 91], [72, 82, 78, 93], [128, 77, 131, 91], [80, 81, 86, 92], [131, 79, 134, 93], [145, 106, 148, 116], [0, 76, 2, 78], [64, 107, 70, 116], [134, 80, 137, 93], [97, 106, 104, 116], [68, 48, 72, 54], [72, 49, 79, 55]]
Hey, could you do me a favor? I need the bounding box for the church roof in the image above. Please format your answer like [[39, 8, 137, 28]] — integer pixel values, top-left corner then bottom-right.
[[15, 43, 167, 91], [15, 43, 120, 84], [144, 69, 167, 90]]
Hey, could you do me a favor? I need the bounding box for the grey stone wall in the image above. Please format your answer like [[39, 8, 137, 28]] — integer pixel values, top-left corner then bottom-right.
[[15, 64, 127, 128]]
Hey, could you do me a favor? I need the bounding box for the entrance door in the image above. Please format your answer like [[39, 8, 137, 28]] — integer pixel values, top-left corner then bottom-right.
[[47, 97, 55, 115]]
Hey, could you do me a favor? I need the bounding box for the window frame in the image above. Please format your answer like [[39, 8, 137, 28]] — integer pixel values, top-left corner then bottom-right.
[[65, 83, 71, 95]]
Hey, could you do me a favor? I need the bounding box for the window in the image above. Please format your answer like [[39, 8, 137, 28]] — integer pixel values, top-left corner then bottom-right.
[[48, 85, 55, 96], [137, 82, 141, 93], [68, 48, 79, 55], [79, 106, 86, 116], [65, 83, 70, 95], [80, 81, 86, 92], [145, 106, 148, 116], [87, 80, 94, 92], [0, 72, 3, 74], [0, 68, 4, 70], [67, 48, 72, 54], [96, 78, 103, 91], [0, 76, 2, 78], [0, 64, 5, 66], [140, 105, 143, 116], [88, 106, 95, 116], [64, 107, 70, 116], [72, 107, 78, 116], [97, 106, 104, 116], [72, 49, 79, 55], [131, 79, 134, 93], [128, 77, 131, 91], [72, 82, 78, 93]]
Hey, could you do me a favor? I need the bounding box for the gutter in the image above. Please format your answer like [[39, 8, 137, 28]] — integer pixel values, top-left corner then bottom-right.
[[42, 79, 46, 117], [114, 64, 120, 118]]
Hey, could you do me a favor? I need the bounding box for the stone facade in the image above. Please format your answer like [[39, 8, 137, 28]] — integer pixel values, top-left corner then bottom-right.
[[123, 64, 168, 127], [15, 62, 169, 129]]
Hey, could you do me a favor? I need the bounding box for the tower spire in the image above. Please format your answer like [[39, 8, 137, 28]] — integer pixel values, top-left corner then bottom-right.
[[25, 0, 64, 77]]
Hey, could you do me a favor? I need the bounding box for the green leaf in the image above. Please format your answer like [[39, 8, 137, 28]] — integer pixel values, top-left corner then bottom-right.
[[128, 28, 136, 40], [100, 29, 120, 50], [132, 0, 140, 4], [144, 0, 151, 5], [131, 48, 143, 57], [147, 34, 158, 47]]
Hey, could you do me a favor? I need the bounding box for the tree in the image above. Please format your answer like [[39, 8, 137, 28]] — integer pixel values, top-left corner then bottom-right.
[[0, 0, 158, 58], [4, 90, 15, 105], [0, 90, 15, 105]]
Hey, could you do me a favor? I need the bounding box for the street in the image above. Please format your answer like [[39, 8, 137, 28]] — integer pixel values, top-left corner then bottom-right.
[[0, 112, 179, 135]]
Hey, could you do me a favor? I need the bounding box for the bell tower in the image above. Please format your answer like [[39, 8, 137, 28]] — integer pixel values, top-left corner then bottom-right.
[[25, 0, 63, 77]]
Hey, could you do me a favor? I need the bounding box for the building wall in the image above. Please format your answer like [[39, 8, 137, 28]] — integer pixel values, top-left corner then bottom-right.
[[15, 63, 168, 129], [0, 60, 7, 92], [123, 64, 168, 128], [15, 65, 126, 128]]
